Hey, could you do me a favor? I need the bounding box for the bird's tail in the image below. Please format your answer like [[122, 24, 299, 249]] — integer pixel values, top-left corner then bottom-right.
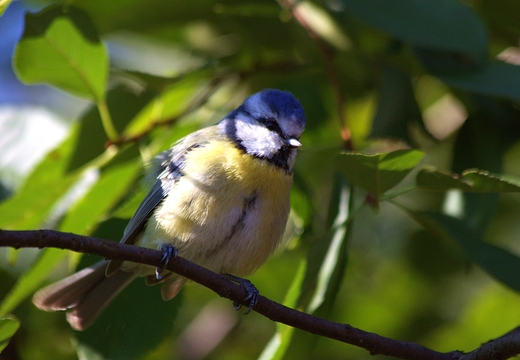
[[32, 261, 136, 330]]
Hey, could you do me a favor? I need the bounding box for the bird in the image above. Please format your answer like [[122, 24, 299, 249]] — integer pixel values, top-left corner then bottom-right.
[[32, 88, 306, 330]]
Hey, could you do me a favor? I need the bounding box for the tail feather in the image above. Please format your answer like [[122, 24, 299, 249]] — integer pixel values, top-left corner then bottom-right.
[[32, 261, 136, 330], [33, 262, 108, 311], [66, 269, 136, 330]]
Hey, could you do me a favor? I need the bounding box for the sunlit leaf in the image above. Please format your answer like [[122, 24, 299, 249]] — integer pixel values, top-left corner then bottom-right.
[[336, 149, 424, 200], [59, 157, 142, 235], [13, 4, 108, 100], [0, 0, 11, 16], [68, 86, 156, 171], [417, 168, 520, 192], [0, 316, 20, 353], [123, 75, 209, 138], [0, 126, 81, 230]]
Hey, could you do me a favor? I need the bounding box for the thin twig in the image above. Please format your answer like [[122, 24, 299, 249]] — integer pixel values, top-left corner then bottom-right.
[[281, 0, 352, 149], [107, 75, 225, 146]]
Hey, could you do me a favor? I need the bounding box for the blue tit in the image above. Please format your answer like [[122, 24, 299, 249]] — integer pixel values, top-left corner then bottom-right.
[[32, 89, 306, 330]]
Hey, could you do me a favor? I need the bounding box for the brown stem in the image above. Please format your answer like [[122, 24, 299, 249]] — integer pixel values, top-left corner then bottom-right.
[[107, 75, 225, 146]]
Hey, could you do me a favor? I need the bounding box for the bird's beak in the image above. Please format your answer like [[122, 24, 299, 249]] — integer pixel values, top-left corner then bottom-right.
[[286, 138, 302, 148]]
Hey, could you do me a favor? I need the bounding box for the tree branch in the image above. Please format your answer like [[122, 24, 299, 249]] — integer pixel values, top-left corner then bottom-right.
[[457, 327, 520, 360], [0, 229, 517, 360]]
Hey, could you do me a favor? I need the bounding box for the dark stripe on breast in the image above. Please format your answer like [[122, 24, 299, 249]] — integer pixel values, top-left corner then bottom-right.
[[203, 191, 258, 259]]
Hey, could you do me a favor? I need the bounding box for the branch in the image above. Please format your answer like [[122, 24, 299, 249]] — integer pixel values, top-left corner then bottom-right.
[[0, 229, 516, 360], [107, 75, 225, 146], [457, 327, 520, 360]]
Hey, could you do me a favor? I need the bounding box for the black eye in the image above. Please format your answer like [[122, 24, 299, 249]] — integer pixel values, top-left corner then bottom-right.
[[263, 118, 281, 132]]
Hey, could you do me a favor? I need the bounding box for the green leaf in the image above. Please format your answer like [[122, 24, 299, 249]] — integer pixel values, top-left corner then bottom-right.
[[59, 157, 142, 235], [417, 168, 520, 192], [0, 316, 20, 353], [451, 169, 520, 234], [123, 75, 208, 138], [417, 168, 473, 191], [449, 104, 506, 234], [336, 149, 424, 200], [440, 62, 520, 100], [76, 279, 182, 360], [307, 180, 351, 314], [463, 170, 520, 192], [410, 211, 520, 293], [258, 261, 306, 360], [13, 4, 108, 100], [327, 0, 487, 63], [0, 249, 68, 316], [371, 65, 424, 143], [0, 126, 81, 230], [68, 86, 155, 171]]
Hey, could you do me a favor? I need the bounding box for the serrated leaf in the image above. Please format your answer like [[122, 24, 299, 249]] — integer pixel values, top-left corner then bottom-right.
[[336, 149, 424, 200], [417, 168, 520, 192], [416, 168, 473, 191], [13, 4, 107, 100], [463, 170, 520, 192], [450, 107, 504, 234], [0, 316, 20, 353], [410, 211, 520, 292]]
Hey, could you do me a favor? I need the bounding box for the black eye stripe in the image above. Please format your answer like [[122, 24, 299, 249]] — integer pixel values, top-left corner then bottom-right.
[[261, 117, 282, 133]]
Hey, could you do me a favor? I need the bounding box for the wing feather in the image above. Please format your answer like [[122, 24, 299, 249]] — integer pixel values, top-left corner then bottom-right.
[[105, 127, 220, 276]]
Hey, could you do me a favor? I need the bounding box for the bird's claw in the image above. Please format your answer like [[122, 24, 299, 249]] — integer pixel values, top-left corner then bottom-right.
[[225, 274, 259, 315], [155, 244, 178, 281]]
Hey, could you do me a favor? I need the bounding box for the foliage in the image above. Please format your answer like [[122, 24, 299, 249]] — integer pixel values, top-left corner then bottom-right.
[[2, 0, 520, 359]]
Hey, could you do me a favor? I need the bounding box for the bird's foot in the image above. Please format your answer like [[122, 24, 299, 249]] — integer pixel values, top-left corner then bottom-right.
[[224, 274, 259, 315], [155, 244, 178, 281]]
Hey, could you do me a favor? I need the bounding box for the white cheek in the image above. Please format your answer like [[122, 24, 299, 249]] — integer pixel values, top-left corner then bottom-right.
[[235, 121, 283, 157]]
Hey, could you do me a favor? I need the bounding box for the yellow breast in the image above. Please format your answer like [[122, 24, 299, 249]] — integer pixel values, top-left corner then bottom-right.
[[141, 140, 293, 276]]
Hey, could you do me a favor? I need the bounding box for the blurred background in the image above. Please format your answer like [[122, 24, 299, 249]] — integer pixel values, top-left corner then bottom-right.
[[3, 0, 520, 359]]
